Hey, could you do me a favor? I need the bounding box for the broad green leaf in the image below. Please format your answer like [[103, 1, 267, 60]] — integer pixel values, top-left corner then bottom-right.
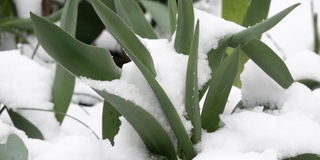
[[241, 39, 294, 88], [102, 100, 121, 146], [91, 0, 157, 76], [76, 1, 105, 44], [96, 90, 176, 160], [0, 9, 62, 31], [233, 0, 271, 88], [222, 0, 249, 24], [229, 3, 300, 47], [168, 0, 177, 35], [7, 109, 44, 140], [0, 134, 28, 160], [199, 37, 229, 100], [185, 21, 201, 144], [174, 0, 194, 55], [284, 154, 320, 160], [31, 13, 121, 81], [242, 0, 271, 27], [52, 0, 78, 124], [115, 0, 157, 39], [140, 0, 170, 33], [201, 47, 239, 132]]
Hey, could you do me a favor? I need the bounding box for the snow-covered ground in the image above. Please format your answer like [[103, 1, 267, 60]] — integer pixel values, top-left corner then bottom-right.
[[1, 0, 320, 159]]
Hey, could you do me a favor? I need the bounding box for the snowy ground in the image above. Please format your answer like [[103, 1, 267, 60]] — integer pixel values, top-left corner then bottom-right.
[[1, 0, 320, 160]]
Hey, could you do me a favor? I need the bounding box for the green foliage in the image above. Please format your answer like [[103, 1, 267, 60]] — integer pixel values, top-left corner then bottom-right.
[[284, 154, 320, 160], [52, 0, 78, 124], [0, 134, 28, 160], [7, 109, 44, 140], [102, 100, 121, 146], [174, 0, 194, 54], [115, 0, 157, 39], [241, 39, 294, 88], [185, 21, 201, 144], [222, 0, 249, 24], [30, 0, 300, 159], [201, 47, 239, 132], [140, 0, 170, 33], [91, 0, 157, 76], [30, 13, 121, 81], [233, 0, 271, 87]]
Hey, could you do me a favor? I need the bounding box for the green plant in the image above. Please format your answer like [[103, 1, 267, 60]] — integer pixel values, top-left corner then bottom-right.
[[28, 0, 299, 159]]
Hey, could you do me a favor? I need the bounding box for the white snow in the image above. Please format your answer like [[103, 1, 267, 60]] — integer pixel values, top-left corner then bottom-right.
[[13, 0, 42, 18], [0, 50, 60, 140], [2, 1, 320, 160]]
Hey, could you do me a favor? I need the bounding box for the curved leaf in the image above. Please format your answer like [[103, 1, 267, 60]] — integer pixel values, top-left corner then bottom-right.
[[115, 0, 157, 39], [229, 3, 300, 47], [7, 109, 44, 140], [0, 134, 28, 160], [174, 0, 194, 54], [91, 0, 157, 76], [241, 39, 294, 88], [140, 0, 170, 33], [185, 21, 201, 144], [102, 100, 121, 146], [96, 90, 176, 160], [30, 13, 121, 81], [201, 47, 239, 132], [52, 0, 78, 124]]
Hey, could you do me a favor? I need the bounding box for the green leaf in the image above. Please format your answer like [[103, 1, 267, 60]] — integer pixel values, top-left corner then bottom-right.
[[222, 0, 249, 24], [0, 134, 28, 160], [229, 3, 300, 47], [185, 20, 201, 144], [174, 0, 194, 54], [115, 0, 157, 39], [76, 1, 105, 44], [201, 46, 239, 132], [241, 39, 294, 88], [242, 0, 271, 27], [7, 109, 44, 140], [298, 79, 320, 90], [102, 100, 121, 146], [140, 0, 170, 33], [52, 0, 78, 124], [0, 9, 62, 31], [31, 13, 121, 81], [96, 90, 176, 160], [91, 0, 157, 76], [168, 0, 177, 35], [283, 154, 320, 160], [199, 37, 229, 100]]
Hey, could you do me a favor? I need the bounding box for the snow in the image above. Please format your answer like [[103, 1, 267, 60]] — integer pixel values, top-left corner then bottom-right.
[[13, 0, 42, 18], [0, 50, 61, 140]]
